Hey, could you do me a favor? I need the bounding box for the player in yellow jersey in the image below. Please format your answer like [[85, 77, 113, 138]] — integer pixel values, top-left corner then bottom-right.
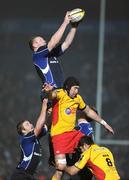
[[57, 136, 120, 180], [43, 76, 114, 180]]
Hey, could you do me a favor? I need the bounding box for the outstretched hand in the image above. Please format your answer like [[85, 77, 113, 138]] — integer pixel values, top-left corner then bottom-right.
[[42, 83, 53, 92], [64, 11, 71, 25], [104, 123, 114, 134], [42, 98, 48, 106]]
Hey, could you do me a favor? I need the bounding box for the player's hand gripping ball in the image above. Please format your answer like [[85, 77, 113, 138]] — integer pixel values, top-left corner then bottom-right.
[[69, 8, 85, 23]]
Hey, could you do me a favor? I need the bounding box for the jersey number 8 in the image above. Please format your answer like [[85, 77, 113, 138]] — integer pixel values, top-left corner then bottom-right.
[[106, 158, 113, 166]]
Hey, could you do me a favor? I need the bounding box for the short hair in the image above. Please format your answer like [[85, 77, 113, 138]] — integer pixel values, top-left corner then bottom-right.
[[29, 37, 36, 51], [78, 136, 94, 147], [17, 120, 26, 135]]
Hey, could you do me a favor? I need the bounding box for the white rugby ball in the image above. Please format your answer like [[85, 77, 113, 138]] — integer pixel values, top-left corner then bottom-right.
[[69, 8, 85, 23]]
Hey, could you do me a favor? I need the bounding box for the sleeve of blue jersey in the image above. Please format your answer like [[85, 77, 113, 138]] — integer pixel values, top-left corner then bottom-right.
[[38, 126, 48, 139]]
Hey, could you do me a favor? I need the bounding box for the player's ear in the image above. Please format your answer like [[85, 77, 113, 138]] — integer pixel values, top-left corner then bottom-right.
[[84, 143, 90, 150], [22, 129, 26, 135]]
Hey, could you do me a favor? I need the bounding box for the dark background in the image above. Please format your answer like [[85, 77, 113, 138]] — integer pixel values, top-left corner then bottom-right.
[[0, 0, 129, 179]]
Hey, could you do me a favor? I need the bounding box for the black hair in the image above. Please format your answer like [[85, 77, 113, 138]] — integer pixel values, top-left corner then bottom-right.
[[78, 136, 94, 147], [63, 76, 80, 92], [29, 38, 35, 51], [29, 36, 38, 51]]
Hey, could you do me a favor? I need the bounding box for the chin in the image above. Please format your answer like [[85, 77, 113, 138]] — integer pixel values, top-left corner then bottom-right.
[[31, 128, 34, 131], [43, 42, 46, 46]]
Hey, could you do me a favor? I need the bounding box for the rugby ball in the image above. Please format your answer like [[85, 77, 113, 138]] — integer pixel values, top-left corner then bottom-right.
[[69, 8, 85, 23]]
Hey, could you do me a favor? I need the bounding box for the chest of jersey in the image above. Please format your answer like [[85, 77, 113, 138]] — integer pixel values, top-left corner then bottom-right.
[[51, 90, 85, 136]]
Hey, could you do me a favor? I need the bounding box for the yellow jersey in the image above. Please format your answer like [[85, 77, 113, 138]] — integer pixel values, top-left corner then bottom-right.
[[51, 89, 86, 136], [75, 144, 120, 180]]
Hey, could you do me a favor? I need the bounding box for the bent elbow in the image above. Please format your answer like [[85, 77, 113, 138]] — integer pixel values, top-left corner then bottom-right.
[[69, 169, 77, 176], [69, 172, 75, 176]]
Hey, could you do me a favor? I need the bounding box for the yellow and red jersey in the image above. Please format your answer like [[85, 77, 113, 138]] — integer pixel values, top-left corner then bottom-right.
[[50, 89, 86, 136], [75, 144, 120, 180]]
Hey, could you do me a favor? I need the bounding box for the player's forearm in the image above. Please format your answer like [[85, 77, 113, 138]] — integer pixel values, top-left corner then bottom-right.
[[48, 21, 69, 50], [34, 100, 47, 136], [84, 105, 105, 124], [37, 105, 47, 125], [64, 166, 79, 176], [62, 27, 77, 51], [84, 106, 114, 134]]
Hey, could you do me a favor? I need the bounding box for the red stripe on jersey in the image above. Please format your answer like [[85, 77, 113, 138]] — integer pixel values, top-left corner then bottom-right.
[[52, 99, 59, 126], [87, 160, 105, 180]]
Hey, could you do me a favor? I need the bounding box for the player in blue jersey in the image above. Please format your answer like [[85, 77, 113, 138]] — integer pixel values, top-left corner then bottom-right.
[[29, 12, 79, 100], [29, 12, 80, 169], [10, 99, 48, 180]]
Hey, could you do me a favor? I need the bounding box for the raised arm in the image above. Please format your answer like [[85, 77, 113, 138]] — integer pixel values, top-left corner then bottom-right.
[[34, 98, 48, 136], [42, 83, 57, 100], [83, 105, 114, 134], [48, 12, 70, 51], [61, 23, 78, 52]]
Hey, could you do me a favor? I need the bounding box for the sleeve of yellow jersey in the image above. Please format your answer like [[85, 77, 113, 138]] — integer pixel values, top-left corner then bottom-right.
[[78, 95, 86, 110], [75, 150, 90, 170]]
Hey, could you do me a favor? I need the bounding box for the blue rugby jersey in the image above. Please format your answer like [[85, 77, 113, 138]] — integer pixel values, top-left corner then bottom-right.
[[32, 44, 64, 88], [17, 126, 47, 174]]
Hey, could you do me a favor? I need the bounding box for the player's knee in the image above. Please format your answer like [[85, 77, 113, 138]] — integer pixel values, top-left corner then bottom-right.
[[56, 158, 67, 166]]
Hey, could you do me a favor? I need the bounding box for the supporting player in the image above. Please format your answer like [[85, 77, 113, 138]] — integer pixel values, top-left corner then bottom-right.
[[57, 136, 120, 180], [10, 99, 48, 180], [43, 76, 114, 180]]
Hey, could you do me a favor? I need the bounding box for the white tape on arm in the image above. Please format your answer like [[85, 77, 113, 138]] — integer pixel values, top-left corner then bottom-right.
[[100, 119, 107, 126], [57, 158, 67, 165]]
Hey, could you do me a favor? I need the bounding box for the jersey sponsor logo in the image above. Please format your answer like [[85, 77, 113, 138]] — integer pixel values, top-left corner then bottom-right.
[[50, 60, 59, 63], [65, 108, 76, 115], [65, 108, 71, 114]]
